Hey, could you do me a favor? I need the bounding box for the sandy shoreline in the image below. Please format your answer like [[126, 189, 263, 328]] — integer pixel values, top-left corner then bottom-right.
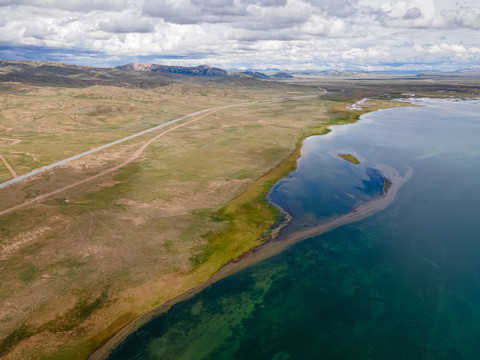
[[90, 163, 413, 360]]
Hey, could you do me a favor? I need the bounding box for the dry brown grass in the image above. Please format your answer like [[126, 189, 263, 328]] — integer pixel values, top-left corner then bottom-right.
[[1, 71, 474, 359], [0, 82, 327, 359]]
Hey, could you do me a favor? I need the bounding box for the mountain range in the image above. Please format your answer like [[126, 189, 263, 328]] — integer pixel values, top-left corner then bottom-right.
[[115, 63, 293, 80]]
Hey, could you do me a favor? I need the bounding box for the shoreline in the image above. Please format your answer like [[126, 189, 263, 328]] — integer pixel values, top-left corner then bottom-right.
[[90, 163, 413, 360], [0, 92, 328, 359], [88, 99, 419, 360]]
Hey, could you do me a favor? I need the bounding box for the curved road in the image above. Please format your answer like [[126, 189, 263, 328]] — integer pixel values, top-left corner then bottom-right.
[[0, 102, 250, 190], [0, 94, 319, 216], [0, 107, 227, 217]]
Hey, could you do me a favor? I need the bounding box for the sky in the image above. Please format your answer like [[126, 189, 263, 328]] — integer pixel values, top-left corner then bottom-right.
[[0, 0, 479, 71]]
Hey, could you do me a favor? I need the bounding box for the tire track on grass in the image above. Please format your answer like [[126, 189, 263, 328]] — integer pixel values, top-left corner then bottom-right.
[[0, 153, 17, 178], [0, 94, 320, 217], [0, 107, 226, 217]]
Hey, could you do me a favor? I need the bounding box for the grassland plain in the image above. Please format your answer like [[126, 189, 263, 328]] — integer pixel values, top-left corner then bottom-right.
[[1, 62, 475, 359]]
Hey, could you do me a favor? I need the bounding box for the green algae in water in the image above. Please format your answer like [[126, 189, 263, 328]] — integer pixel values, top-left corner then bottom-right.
[[107, 99, 480, 360]]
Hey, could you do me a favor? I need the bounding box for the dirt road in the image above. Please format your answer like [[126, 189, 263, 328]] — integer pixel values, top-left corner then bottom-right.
[[0, 153, 17, 178]]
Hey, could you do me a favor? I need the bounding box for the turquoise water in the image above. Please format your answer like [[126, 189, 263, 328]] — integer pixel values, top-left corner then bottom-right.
[[106, 98, 480, 360]]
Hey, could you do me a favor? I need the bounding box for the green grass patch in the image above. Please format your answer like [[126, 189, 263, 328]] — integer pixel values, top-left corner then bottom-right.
[[0, 208, 39, 240], [43, 197, 69, 206], [44, 290, 108, 333], [19, 264, 38, 283], [230, 168, 255, 180], [188, 126, 334, 269], [0, 324, 35, 357]]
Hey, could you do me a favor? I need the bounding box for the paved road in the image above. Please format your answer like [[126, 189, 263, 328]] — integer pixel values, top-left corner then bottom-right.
[[0, 94, 320, 191], [0, 102, 250, 190], [0, 94, 321, 216], [0, 107, 227, 217]]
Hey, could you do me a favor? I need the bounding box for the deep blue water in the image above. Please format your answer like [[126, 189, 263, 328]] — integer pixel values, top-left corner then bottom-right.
[[106, 98, 480, 360]]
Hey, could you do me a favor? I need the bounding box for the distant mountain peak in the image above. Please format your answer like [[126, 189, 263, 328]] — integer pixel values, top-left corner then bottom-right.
[[240, 70, 270, 80], [115, 62, 297, 80], [270, 71, 294, 79], [115, 62, 156, 71], [115, 63, 227, 77]]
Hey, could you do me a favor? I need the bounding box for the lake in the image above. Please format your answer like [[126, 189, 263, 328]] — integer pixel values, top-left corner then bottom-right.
[[105, 98, 480, 360]]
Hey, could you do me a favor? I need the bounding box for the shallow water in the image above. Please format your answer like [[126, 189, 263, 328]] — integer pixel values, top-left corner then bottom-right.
[[106, 98, 480, 360]]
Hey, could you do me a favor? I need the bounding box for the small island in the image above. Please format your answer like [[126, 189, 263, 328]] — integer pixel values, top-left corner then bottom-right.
[[384, 176, 391, 193], [337, 153, 360, 165]]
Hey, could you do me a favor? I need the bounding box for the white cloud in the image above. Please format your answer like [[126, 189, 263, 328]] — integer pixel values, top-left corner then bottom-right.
[[0, 0, 478, 70], [0, 0, 130, 12], [98, 12, 155, 33], [377, 0, 480, 30]]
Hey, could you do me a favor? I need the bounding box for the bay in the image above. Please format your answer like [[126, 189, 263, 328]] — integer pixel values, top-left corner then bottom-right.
[[106, 98, 480, 360]]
